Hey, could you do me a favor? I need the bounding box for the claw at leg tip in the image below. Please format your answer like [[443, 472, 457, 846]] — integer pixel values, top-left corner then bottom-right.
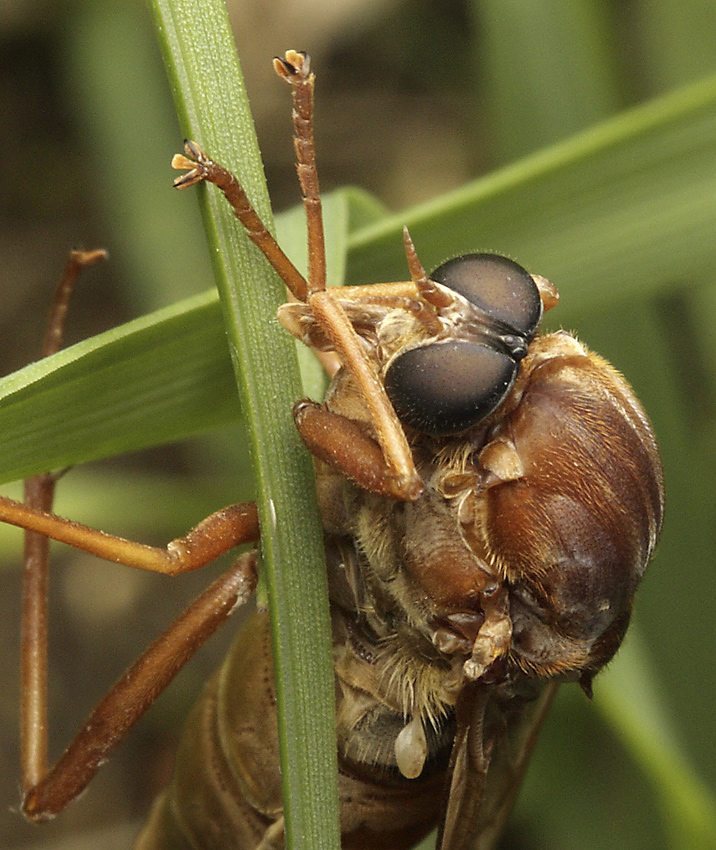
[[171, 153, 194, 170], [273, 49, 311, 82]]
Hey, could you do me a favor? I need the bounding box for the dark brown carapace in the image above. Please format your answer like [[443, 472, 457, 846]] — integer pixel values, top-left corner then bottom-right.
[[2, 50, 663, 850]]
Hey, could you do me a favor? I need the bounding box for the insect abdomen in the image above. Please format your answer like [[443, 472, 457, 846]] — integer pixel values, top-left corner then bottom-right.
[[135, 613, 282, 850], [134, 611, 446, 850]]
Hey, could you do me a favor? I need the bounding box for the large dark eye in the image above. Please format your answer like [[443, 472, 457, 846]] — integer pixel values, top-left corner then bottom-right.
[[431, 253, 542, 338], [383, 340, 516, 435], [383, 253, 542, 435]]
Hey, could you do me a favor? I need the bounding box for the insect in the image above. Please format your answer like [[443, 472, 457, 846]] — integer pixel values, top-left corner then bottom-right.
[[1, 50, 664, 849]]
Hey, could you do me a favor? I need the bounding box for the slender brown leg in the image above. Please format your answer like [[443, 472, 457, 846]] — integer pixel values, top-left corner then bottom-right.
[[3, 496, 260, 574], [273, 50, 326, 294], [172, 139, 310, 302], [21, 249, 107, 795], [21, 474, 54, 796], [23, 552, 258, 821], [37, 249, 108, 360], [294, 401, 404, 497], [306, 291, 423, 499], [273, 52, 421, 497]]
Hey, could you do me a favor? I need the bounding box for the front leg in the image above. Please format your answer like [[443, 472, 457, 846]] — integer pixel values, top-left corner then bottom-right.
[[172, 51, 424, 503], [293, 400, 414, 499]]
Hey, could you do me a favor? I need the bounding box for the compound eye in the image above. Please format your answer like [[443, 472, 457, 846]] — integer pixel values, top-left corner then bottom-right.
[[431, 254, 542, 338], [384, 340, 517, 435]]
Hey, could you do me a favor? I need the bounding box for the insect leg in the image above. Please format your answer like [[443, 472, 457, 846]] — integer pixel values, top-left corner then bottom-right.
[[2, 496, 260, 574], [11, 489, 260, 819], [22, 551, 258, 821], [172, 139, 309, 302], [293, 400, 410, 496], [273, 50, 423, 499], [173, 52, 424, 500], [21, 249, 107, 796], [302, 292, 423, 499], [273, 49, 326, 294]]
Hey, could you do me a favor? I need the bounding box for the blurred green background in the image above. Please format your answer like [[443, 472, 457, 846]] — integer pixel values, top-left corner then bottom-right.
[[1, 1, 715, 849]]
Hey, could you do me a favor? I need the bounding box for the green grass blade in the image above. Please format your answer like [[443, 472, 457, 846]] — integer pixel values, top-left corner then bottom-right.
[[0, 191, 367, 485], [147, 2, 340, 847], [347, 72, 716, 320], [473, 0, 622, 163], [5, 75, 716, 481], [0, 292, 233, 484]]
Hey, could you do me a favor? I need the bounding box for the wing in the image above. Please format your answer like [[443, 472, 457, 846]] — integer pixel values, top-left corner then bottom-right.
[[437, 679, 558, 850]]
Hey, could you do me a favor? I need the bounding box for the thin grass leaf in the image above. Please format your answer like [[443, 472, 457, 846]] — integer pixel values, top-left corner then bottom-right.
[[599, 630, 716, 850], [0, 190, 366, 485], [347, 72, 716, 319], [5, 76, 716, 483], [0, 292, 234, 485], [472, 0, 623, 163], [148, 2, 340, 846]]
